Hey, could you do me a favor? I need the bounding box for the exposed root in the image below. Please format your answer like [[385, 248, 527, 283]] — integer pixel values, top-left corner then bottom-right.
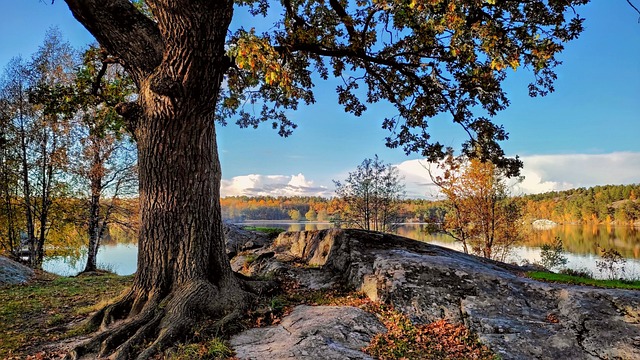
[[65, 276, 269, 360]]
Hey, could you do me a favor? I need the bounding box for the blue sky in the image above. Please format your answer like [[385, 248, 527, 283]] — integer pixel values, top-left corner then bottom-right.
[[2, 1, 639, 198]]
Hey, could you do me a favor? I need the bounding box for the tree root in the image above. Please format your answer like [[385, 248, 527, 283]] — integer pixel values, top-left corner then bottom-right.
[[65, 275, 271, 360]]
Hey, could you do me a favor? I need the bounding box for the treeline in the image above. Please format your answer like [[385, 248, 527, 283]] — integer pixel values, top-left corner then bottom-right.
[[221, 184, 640, 226], [220, 195, 443, 223], [520, 184, 640, 225]]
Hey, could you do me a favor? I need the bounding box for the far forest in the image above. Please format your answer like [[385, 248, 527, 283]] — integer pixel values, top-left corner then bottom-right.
[[221, 184, 640, 225]]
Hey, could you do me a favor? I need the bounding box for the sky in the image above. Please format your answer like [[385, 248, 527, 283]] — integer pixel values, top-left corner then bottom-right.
[[1, 1, 639, 199]]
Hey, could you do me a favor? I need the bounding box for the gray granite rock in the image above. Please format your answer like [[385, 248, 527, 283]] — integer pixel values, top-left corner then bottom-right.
[[230, 305, 384, 360], [236, 229, 640, 360]]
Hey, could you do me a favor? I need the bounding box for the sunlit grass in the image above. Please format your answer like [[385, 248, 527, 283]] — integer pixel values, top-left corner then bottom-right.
[[241, 226, 285, 237], [528, 271, 640, 290], [0, 272, 132, 358]]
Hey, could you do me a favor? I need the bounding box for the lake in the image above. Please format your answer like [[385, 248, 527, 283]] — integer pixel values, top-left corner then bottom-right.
[[43, 222, 640, 280]]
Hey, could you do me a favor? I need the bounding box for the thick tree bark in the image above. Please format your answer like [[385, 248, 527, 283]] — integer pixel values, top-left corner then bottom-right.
[[63, 1, 264, 359]]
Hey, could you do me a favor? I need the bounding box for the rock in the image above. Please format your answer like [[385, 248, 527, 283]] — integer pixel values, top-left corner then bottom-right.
[[242, 229, 640, 360], [0, 256, 34, 285], [230, 305, 385, 360], [224, 223, 273, 257], [532, 219, 558, 230]]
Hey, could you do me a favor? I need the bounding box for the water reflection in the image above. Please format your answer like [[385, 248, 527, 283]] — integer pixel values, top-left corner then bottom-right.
[[43, 243, 138, 276], [44, 222, 640, 280]]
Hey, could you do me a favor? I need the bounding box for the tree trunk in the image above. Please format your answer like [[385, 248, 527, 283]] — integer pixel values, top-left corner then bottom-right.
[[132, 77, 233, 296], [84, 163, 102, 273], [17, 98, 36, 267], [64, 2, 268, 359]]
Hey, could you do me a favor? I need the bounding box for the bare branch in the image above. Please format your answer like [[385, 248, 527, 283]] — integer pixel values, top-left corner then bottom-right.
[[627, 0, 640, 21]]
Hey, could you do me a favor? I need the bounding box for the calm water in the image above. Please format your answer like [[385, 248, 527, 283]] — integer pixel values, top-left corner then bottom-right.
[[44, 222, 640, 280]]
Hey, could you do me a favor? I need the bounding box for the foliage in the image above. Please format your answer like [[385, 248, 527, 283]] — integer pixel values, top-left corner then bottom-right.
[[0, 28, 78, 268], [274, 278, 497, 360], [364, 312, 497, 360], [528, 271, 640, 290], [19, 0, 592, 356], [0, 34, 138, 269], [168, 338, 234, 360], [304, 207, 317, 221], [274, 281, 496, 360], [430, 153, 526, 260], [0, 273, 132, 359], [219, 0, 590, 175], [596, 247, 627, 280], [66, 44, 138, 272], [539, 236, 568, 270], [520, 184, 640, 224], [334, 155, 405, 232]]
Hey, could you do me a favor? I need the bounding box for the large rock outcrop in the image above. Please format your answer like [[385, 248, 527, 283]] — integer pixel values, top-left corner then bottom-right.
[[232, 229, 640, 360]]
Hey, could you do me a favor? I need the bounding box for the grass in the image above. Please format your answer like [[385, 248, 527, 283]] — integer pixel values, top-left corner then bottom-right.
[[0, 271, 132, 359], [241, 226, 285, 238], [528, 271, 640, 290]]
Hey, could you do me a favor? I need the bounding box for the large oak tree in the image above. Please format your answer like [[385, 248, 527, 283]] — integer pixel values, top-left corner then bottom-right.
[[58, 0, 588, 358]]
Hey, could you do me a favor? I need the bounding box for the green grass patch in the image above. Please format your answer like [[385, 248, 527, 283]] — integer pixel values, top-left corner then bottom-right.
[[242, 226, 285, 238], [528, 271, 640, 290], [0, 272, 132, 358]]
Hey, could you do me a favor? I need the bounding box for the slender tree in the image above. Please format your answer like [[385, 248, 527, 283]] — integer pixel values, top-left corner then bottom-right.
[[69, 45, 138, 273], [54, 0, 589, 358], [1, 57, 38, 263], [27, 28, 77, 268], [334, 155, 405, 232], [0, 83, 21, 257]]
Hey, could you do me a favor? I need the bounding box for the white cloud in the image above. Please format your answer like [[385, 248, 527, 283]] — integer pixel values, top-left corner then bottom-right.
[[394, 152, 640, 198], [514, 152, 640, 194], [221, 173, 333, 197], [220, 152, 640, 199]]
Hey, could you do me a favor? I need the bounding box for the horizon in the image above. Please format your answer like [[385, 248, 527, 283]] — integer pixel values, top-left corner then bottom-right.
[[2, 1, 639, 200]]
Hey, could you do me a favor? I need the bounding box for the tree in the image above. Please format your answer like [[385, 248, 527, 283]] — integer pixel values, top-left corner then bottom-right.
[[24, 28, 77, 268], [0, 56, 37, 262], [69, 45, 138, 273], [0, 75, 22, 258], [0, 29, 77, 268], [288, 208, 302, 221], [430, 153, 526, 261], [57, 0, 588, 358], [304, 207, 317, 221], [334, 155, 405, 232], [539, 237, 568, 270]]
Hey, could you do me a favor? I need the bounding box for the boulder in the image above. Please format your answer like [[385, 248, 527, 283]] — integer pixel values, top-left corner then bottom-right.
[[230, 305, 385, 360], [237, 229, 640, 360], [532, 219, 558, 230], [224, 223, 273, 257], [0, 256, 34, 285]]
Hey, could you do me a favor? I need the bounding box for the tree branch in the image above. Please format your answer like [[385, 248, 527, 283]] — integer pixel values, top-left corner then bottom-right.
[[63, 0, 163, 82], [628, 0, 640, 20]]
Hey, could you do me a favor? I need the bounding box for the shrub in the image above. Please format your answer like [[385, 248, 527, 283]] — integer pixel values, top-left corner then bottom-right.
[[539, 237, 568, 270], [596, 247, 627, 280]]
